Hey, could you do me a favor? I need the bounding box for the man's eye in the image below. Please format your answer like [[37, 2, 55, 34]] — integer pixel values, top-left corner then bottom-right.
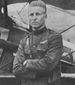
[[36, 13, 40, 16], [30, 13, 34, 16], [29, 13, 42, 16]]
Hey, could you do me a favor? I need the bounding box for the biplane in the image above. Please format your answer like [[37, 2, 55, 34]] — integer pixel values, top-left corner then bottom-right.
[[0, 0, 75, 85]]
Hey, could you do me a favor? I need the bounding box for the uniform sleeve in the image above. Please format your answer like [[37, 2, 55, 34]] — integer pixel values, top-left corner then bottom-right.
[[13, 38, 27, 74], [25, 34, 63, 73], [13, 37, 36, 79]]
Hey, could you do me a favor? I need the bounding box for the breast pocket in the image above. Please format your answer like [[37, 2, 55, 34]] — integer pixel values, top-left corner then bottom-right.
[[37, 40, 48, 52]]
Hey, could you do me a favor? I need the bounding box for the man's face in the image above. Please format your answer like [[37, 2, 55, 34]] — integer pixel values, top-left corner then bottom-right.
[[28, 6, 47, 29]]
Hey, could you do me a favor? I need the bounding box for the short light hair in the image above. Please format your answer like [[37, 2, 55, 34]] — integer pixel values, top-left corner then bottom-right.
[[29, 0, 47, 13]]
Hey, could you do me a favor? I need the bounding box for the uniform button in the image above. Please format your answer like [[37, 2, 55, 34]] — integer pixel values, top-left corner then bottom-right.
[[33, 45, 36, 47], [30, 55, 32, 58]]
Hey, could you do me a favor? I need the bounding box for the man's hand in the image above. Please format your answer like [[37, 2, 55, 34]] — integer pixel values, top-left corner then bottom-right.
[[23, 59, 33, 68], [23, 60, 27, 65], [23, 59, 38, 69]]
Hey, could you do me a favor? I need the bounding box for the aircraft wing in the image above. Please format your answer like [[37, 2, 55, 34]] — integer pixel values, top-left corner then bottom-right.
[[63, 39, 75, 51]]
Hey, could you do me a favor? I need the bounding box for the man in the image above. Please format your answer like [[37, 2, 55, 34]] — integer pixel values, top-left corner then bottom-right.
[[13, 0, 63, 85]]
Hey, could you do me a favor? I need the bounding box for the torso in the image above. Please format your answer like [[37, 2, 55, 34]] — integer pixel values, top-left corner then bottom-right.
[[24, 28, 50, 59]]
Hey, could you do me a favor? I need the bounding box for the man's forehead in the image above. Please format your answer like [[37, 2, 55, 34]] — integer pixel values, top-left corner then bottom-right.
[[29, 6, 45, 13]]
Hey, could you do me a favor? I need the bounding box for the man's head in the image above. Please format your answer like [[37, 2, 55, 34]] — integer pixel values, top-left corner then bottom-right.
[[28, 0, 47, 30]]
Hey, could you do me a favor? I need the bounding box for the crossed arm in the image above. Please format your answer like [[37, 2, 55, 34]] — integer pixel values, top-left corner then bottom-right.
[[13, 34, 63, 76]]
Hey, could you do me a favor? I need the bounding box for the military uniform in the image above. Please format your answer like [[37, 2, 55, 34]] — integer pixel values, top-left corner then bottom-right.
[[13, 27, 63, 85]]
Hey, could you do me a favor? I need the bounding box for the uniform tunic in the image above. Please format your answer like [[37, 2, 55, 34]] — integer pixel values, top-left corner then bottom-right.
[[13, 27, 63, 85]]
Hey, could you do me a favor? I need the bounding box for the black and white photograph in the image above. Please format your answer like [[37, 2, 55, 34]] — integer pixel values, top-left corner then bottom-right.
[[0, 0, 75, 85]]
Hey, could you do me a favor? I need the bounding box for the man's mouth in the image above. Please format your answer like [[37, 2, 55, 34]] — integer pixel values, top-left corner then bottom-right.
[[32, 22, 38, 24]]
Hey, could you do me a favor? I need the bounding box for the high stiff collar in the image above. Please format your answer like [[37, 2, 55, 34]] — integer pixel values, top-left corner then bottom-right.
[[30, 26, 47, 35]]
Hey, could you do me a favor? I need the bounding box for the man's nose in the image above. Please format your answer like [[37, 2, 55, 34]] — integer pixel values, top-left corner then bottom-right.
[[33, 14, 37, 20]]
